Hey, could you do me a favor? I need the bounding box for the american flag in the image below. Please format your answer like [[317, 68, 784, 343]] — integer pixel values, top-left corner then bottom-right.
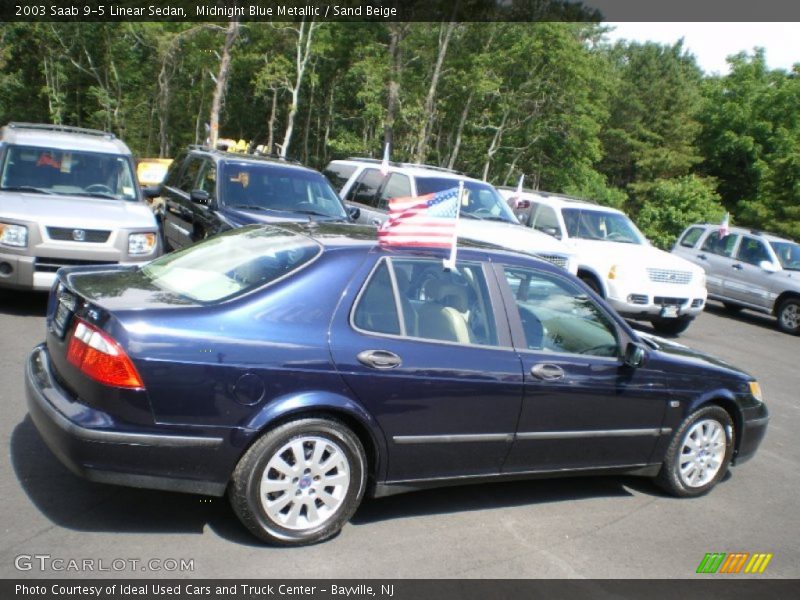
[[378, 187, 460, 248]]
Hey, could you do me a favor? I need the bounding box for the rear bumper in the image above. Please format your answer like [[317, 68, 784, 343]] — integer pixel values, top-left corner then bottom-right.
[[25, 344, 242, 496]]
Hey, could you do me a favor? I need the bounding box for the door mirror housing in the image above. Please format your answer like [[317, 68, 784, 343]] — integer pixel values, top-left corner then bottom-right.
[[142, 185, 162, 199], [190, 189, 211, 205], [759, 260, 777, 273], [348, 206, 361, 221], [623, 342, 647, 368]]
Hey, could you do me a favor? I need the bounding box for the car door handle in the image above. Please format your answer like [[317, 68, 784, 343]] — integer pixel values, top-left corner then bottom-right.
[[370, 218, 382, 227], [697, 253, 707, 260], [732, 263, 743, 270], [357, 350, 402, 370], [530, 363, 564, 381]]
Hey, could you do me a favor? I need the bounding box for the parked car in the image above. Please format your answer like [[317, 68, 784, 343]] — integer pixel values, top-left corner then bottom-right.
[[497, 188, 707, 336], [26, 223, 768, 545], [158, 146, 353, 252], [673, 223, 800, 335], [0, 122, 160, 292], [323, 158, 577, 273]]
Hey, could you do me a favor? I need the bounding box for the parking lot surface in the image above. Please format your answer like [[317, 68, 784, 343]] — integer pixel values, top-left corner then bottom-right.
[[0, 291, 797, 579]]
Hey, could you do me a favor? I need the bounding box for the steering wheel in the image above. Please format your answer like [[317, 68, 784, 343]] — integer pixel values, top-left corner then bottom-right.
[[606, 232, 626, 241], [471, 208, 493, 218], [85, 184, 114, 194]]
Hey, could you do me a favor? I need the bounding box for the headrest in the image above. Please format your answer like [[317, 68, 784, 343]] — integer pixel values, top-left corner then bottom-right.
[[422, 278, 468, 312]]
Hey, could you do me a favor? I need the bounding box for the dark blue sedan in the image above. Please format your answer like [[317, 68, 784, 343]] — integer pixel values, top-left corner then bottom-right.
[[25, 223, 769, 545]]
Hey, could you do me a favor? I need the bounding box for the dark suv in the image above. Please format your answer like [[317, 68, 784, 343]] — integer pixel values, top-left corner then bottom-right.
[[158, 147, 353, 251]]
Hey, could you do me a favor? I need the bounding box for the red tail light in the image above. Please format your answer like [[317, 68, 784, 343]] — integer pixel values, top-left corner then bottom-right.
[[67, 319, 144, 389]]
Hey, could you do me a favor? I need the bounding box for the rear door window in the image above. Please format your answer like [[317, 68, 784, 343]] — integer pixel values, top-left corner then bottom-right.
[[678, 226, 704, 248], [377, 173, 411, 209], [701, 230, 738, 257]]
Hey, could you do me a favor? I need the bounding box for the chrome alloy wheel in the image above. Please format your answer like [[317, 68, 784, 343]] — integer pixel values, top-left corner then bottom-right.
[[259, 436, 351, 531], [779, 301, 799, 331], [678, 419, 727, 488]]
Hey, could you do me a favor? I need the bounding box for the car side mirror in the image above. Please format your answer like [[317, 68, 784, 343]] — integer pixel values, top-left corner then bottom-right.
[[190, 189, 210, 205], [348, 206, 361, 221], [142, 185, 162, 199], [759, 260, 777, 273], [623, 342, 647, 368]]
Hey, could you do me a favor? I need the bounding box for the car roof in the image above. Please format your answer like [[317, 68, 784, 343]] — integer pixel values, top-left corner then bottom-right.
[[691, 223, 796, 244], [329, 158, 488, 184], [1, 122, 131, 155], [499, 186, 624, 214], [189, 146, 320, 175], [269, 222, 567, 269]]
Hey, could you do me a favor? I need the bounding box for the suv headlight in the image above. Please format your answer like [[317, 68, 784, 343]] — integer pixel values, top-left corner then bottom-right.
[[128, 232, 156, 256], [0, 222, 28, 247], [749, 381, 763, 403]]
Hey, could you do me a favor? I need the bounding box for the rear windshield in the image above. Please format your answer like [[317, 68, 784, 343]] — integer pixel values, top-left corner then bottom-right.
[[0, 144, 137, 201], [140, 226, 321, 303], [415, 177, 518, 224]]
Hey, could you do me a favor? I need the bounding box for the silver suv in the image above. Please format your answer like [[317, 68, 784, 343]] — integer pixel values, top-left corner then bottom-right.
[[0, 123, 160, 292], [324, 158, 576, 273], [673, 224, 800, 335]]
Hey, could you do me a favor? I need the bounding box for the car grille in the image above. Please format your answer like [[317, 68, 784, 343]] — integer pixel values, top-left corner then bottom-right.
[[647, 268, 692, 284], [47, 227, 111, 243], [535, 254, 568, 270], [654, 296, 689, 307], [34, 257, 118, 273]]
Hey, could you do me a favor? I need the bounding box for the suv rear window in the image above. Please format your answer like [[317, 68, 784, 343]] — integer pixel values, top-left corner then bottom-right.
[[140, 226, 321, 303]]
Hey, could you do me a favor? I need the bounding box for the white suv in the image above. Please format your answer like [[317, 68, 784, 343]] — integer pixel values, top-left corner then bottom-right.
[[324, 158, 577, 273], [499, 188, 707, 335]]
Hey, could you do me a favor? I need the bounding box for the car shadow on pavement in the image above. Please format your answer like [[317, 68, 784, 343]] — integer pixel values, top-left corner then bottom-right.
[[10, 416, 261, 546], [351, 475, 636, 526], [0, 290, 48, 316], [702, 301, 778, 333]]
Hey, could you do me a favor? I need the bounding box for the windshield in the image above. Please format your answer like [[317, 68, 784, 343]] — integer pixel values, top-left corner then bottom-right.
[[770, 240, 800, 271], [562, 208, 645, 244], [141, 226, 321, 303], [0, 144, 137, 201], [220, 162, 347, 219], [415, 177, 518, 223]]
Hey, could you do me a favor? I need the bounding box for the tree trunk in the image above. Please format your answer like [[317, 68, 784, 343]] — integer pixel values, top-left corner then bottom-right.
[[384, 24, 406, 157], [280, 20, 317, 159], [447, 88, 474, 170], [482, 108, 509, 181], [414, 21, 457, 163], [267, 90, 277, 153], [208, 19, 239, 149]]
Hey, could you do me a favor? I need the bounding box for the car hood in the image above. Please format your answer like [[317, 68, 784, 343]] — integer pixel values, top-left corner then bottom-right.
[[220, 206, 348, 227], [569, 239, 703, 274], [457, 219, 571, 256], [1, 191, 156, 228], [639, 332, 752, 381]]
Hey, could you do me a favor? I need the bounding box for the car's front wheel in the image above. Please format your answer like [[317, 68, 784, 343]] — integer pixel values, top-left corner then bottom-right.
[[776, 297, 800, 335], [650, 316, 693, 336], [229, 418, 367, 545], [656, 405, 734, 497]]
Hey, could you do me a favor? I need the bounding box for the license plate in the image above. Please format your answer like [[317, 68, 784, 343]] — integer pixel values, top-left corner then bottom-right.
[[660, 305, 680, 318], [53, 293, 76, 338]]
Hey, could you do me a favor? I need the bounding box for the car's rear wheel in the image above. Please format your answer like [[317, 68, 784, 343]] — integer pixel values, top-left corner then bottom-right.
[[776, 297, 800, 335], [650, 316, 693, 336], [656, 405, 733, 497], [229, 418, 366, 545]]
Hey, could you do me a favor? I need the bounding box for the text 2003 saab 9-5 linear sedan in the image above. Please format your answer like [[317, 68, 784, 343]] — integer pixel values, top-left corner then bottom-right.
[[25, 223, 769, 545]]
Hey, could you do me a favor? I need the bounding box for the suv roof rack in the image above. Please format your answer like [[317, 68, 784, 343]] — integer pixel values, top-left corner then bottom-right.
[[497, 185, 598, 205], [344, 157, 463, 175], [187, 144, 302, 165], [7, 122, 115, 139]]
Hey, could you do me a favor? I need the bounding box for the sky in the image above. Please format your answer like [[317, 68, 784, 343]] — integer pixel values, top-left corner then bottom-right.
[[604, 22, 799, 75]]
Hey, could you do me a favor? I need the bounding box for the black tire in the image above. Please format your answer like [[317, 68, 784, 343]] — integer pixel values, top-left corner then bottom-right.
[[650, 316, 694, 336], [776, 297, 800, 335], [656, 405, 734, 498], [229, 418, 366, 546], [579, 273, 603, 296], [722, 302, 743, 314]]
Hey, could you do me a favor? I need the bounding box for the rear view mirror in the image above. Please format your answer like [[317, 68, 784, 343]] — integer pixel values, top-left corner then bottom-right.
[[623, 342, 647, 368], [190, 189, 210, 205], [759, 260, 777, 273]]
